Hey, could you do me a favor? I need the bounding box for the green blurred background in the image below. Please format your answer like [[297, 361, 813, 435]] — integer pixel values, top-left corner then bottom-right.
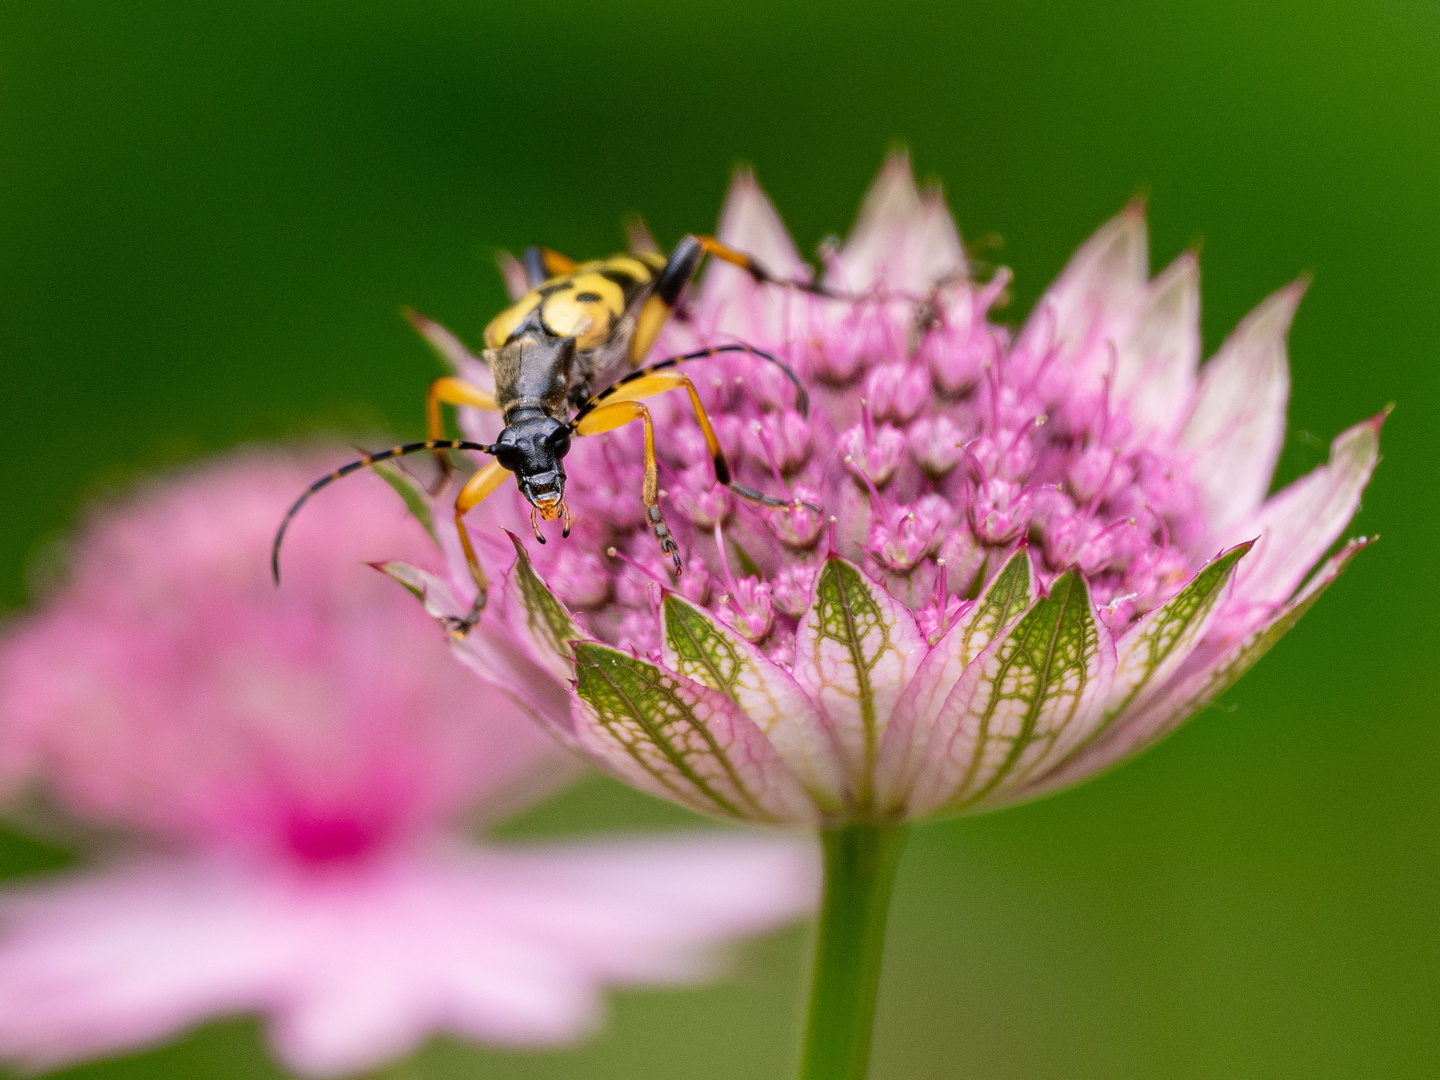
[[0, 0, 1434, 1077]]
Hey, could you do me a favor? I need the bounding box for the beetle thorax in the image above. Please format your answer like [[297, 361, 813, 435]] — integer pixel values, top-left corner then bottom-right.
[[487, 335, 576, 424]]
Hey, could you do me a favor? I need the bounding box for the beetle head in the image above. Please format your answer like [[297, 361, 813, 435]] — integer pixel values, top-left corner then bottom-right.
[[492, 416, 571, 519]]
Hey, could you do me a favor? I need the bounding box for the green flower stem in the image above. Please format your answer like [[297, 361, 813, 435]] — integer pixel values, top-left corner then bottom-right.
[[799, 822, 909, 1080]]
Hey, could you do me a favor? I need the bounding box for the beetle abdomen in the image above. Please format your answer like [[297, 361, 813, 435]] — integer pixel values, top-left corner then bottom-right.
[[483, 252, 666, 353]]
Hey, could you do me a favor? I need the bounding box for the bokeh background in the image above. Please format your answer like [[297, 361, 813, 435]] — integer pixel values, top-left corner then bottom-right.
[[0, 1, 1434, 1077]]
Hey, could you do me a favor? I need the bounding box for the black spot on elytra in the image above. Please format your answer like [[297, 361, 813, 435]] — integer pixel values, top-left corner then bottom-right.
[[574, 291, 602, 303]]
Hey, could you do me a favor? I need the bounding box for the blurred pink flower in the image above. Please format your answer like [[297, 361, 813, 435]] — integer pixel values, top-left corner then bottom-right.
[[393, 154, 1381, 826], [0, 449, 818, 1077]]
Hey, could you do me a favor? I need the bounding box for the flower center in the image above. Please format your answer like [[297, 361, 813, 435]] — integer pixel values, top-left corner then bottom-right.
[[525, 280, 1205, 659]]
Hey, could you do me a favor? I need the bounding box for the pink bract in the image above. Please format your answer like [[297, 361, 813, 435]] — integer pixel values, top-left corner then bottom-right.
[[393, 155, 1382, 826], [0, 449, 819, 1076]]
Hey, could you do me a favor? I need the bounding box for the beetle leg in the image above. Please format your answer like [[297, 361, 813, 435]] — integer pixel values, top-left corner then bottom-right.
[[576, 369, 821, 514], [426, 376, 499, 492], [605, 340, 809, 418], [632, 232, 857, 364], [573, 400, 679, 573], [445, 459, 512, 637], [523, 246, 578, 287]]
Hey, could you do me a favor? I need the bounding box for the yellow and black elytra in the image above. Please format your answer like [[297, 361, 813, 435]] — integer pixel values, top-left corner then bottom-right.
[[273, 231, 829, 636]]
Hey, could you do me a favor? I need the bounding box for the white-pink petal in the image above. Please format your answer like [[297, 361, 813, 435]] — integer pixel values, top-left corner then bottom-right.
[[0, 840, 817, 1077], [1182, 279, 1305, 543], [830, 152, 966, 294], [791, 558, 926, 810], [912, 188, 968, 288], [697, 169, 809, 343], [876, 549, 1035, 812], [1019, 199, 1149, 374], [494, 251, 530, 303], [906, 571, 1115, 817], [1032, 537, 1370, 792], [1114, 250, 1201, 434], [569, 643, 818, 824], [374, 558, 578, 748], [711, 168, 809, 282], [1223, 411, 1383, 613], [661, 595, 846, 813]]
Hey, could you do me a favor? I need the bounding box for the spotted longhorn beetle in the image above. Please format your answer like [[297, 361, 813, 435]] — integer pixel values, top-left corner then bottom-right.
[[274, 227, 838, 634]]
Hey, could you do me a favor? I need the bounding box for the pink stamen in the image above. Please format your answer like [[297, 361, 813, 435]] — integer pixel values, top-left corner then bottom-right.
[[712, 523, 742, 594], [754, 420, 791, 490], [604, 546, 667, 615], [860, 397, 876, 442], [845, 452, 887, 511]]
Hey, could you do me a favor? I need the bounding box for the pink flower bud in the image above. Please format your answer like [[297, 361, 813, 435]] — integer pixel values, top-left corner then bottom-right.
[[970, 478, 1032, 545], [744, 410, 812, 475], [671, 463, 732, 529], [867, 495, 955, 573], [546, 548, 613, 610], [864, 363, 930, 424], [1067, 445, 1116, 504], [922, 324, 992, 396], [771, 563, 819, 619], [841, 423, 908, 488], [768, 486, 826, 551], [908, 415, 967, 478], [719, 575, 776, 643]]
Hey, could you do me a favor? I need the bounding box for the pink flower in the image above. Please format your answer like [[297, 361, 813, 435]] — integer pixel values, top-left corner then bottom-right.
[[0, 449, 818, 1077], [392, 154, 1381, 826]]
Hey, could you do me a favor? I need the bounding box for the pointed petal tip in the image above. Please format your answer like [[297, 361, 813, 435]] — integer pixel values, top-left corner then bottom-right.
[[623, 213, 661, 255], [1225, 538, 1258, 559], [863, 149, 918, 203], [918, 182, 949, 211], [728, 162, 759, 189], [495, 250, 530, 302], [368, 557, 433, 592], [1274, 273, 1311, 314], [1043, 564, 1086, 597], [1234, 276, 1307, 341], [1123, 192, 1149, 220], [1265, 274, 1311, 317], [1170, 247, 1200, 275], [718, 165, 774, 218], [1334, 409, 1387, 451], [1326, 534, 1377, 574], [502, 528, 531, 558]]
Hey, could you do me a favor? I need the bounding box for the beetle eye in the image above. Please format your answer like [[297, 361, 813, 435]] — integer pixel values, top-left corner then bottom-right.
[[492, 443, 520, 471], [547, 428, 572, 458]]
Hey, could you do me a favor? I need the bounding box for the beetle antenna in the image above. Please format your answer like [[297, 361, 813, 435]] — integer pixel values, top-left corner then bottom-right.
[[272, 438, 495, 586], [644, 342, 811, 418]]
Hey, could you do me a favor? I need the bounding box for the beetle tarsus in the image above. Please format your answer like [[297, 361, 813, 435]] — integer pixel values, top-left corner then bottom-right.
[[441, 588, 488, 639]]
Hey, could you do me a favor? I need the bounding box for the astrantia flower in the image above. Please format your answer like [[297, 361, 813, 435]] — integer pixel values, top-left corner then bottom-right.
[[0, 450, 818, 1077], [396, 154, 1381, 829]]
